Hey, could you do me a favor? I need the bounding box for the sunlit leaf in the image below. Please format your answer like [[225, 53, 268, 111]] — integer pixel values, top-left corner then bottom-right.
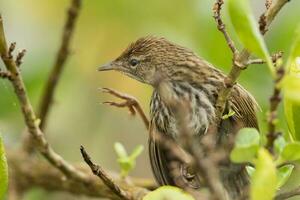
[[0, 133, 8, 199], [282, 75, 300, 102], [246, 165, 255, 177], [283, 26, 300, 141], [277, 164, 294, 188], [251, 149, 277, 200], [281, 143, 300, 161], [117, 157, 133, 177], [129, 145, 144, 160], [143, 186, 195, 200], [230, 128, 260, 163], [114, 143, 143, 178], [114, 142, 128, 158], [228, 0, 274, 76], [274, 136, 287, 155], [222, 109, 235, 120], [286, 26, 300, 74]]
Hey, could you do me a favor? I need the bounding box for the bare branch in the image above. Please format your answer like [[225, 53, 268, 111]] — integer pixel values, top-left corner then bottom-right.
[[246, 51, 283, 65], [0, 13, 91, 184], [246, 59, 265, 65], [37, 0, 82, 130], [8, 42, 16, 59], [259, 0, 290, 34], [80, 146, 133, 200], [215, 0, 290, 121], [0, 69, 12, 80], [213, 0, 238, 55], [8, 150, 154, 199], [2, 6, 150, 200], [101, 87, 150, 130], [266, 62, 285, 152], [266, 0, 273, 10], [15, 49, 26, 67], [275, 186, 300, 200]]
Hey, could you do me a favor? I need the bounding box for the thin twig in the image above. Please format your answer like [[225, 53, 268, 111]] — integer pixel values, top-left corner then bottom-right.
[[0, 14, 89, 183], [0, 69, 12, 80], [80, 146, 132, 200], [15, 49, 26, 67], [38, 0, 82, 130], [1, 15, 150, 200], [259, 0, 290, 34], [213, 0, 238, 55], [215, 0, 290, 122], [246, 51, 284, 65], [266, 0, 273, 9], [8, 42, 16, 59], [266, 62, 285, 153], [275, 186, 300, 200], [7, 150, 153, 199]]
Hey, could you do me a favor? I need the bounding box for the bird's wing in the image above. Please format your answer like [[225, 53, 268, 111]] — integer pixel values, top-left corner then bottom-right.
[[229, 84, 260, 129], [148, 123, 177, 186]]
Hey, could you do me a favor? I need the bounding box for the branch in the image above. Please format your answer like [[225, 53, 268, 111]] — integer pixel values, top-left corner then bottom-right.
[[0, 69, 12, 80], [214, 0, 290, 121], [266, 60, 285, 152], [80, 146, 133, 200], [37, 0, 82, 130], [259, 0, 290, 34], [7, 150, 154, 199], [2, 10, 152, 200], [275, 186, 300, 200], [0, 13, 89, 184], [15, 49, 26, 67], [213, 0, 238, 55], [246, 51, 284, 65]]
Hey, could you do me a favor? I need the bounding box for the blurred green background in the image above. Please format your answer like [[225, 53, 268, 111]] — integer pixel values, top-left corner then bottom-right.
[[0, 0, 300, 199]]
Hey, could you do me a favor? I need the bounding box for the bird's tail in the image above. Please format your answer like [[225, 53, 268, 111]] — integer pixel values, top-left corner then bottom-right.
[[220, 164, 249, 200]]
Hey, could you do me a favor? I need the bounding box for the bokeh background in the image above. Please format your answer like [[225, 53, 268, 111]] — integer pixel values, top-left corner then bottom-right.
[[0, 0, 300, 199]]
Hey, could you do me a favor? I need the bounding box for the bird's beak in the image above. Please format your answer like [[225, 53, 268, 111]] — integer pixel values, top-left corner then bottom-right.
[[98, 61, 115, 71]]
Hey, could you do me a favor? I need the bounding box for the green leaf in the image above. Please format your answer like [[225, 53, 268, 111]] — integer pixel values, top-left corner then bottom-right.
[[277, 164, 294, 188], [129, 145, 144, 160], [114, 142, 128, 159], [143, 186, 195, 200], [230, 128, 260, 163], [282, 76, 300, 103], [250, 148, 277, 200], [286, 26, 300, 74], [283, 26, 300, 141], [0, 133, 8, 199], [228, 0, 274, 76], [222, 109, 235, 120], [114, 143, 144, 178], [281, 143, 300, 161], [274, 136, 287, 155], [283, 82, 300, 141], [117, 157, 133, 177], [246, 165, 255, 177]]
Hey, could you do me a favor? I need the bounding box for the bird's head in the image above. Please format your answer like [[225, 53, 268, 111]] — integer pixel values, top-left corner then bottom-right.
[[98, 36, 199, 86]]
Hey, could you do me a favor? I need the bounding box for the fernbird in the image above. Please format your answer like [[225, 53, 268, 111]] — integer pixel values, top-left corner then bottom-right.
[[99, 36, 259, 198]]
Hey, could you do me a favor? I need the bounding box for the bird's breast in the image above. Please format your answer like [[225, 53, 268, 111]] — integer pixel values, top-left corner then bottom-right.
[[150, 81, 216, 138]]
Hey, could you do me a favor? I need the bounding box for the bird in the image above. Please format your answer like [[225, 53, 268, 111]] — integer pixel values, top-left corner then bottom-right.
[[98, 36, 259, 199]]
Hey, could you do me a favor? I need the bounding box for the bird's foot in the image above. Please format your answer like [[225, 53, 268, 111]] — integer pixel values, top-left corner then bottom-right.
[[101, 87, 138, 115], [100, 87, 150, 129]]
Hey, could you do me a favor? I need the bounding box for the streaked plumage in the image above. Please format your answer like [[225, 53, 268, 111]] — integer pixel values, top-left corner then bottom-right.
[[99, 36, 259, 198]]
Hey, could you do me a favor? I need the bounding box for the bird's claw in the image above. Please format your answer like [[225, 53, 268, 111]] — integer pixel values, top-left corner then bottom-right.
[[100, 87, 138, 116]]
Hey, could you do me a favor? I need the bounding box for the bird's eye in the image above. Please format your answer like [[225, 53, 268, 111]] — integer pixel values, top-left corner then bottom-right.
[[129, 59, 139, 67]]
